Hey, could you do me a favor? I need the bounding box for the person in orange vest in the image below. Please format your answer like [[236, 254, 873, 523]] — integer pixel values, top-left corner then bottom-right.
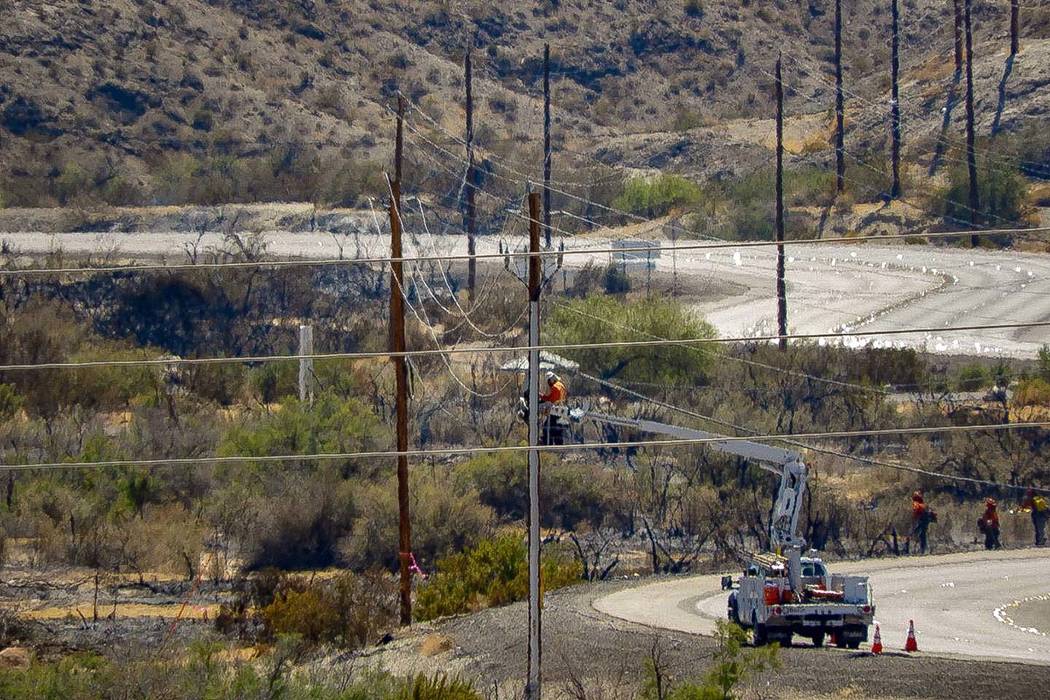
[[540, 371, 566, 406], [978, 498, 1001, 550], [1021, 488, 1048, 547], [910, 491, 935, 554]]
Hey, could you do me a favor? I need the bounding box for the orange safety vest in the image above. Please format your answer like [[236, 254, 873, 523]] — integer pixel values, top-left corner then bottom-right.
[[541, 381, 566, 404]]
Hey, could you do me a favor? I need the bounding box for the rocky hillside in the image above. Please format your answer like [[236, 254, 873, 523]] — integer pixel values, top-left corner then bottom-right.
[[0, 0, 1048, 210]]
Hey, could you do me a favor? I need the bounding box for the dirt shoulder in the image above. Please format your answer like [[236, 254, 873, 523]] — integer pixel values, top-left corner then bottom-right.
[[353, 575, 1050, 699]]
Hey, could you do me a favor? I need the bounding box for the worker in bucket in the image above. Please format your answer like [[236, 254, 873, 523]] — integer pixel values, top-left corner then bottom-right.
[[1021, 488, 1048, 547], [540, 371, 567, 407], [909, 491, 935, 554], [978, 498, 1001, 550]]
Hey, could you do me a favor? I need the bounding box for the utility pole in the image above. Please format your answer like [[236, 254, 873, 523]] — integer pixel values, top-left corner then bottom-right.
[[890, 0, 902, 199], [775, 55, 788, 351], [964, 0, 981, 246], [543, 43, 553, 250], [389, 103, 412, 626], [954, 0, 964, 75], [464, 47, 477, 303], [835, 0, 845, 195], [1011, 0, 1020, 56], [298, 325, 314, 404], [525, 191, 543, 700]]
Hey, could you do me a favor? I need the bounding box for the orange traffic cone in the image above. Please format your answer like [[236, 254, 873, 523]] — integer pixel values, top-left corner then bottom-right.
[[871, 623, 883, 654], [904, 619, 918, 652]]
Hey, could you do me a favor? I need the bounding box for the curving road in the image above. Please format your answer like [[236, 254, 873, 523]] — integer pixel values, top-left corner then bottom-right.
[[594, 549, 1050, 665], [2, 230, 1049, 357]]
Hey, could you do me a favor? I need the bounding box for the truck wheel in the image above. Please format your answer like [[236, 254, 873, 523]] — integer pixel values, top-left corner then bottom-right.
[[812, 632, 825, 648], [752, 625, 767, 646], [834, 632, 847, 648], [751, 614, 767, 647], [847, 639, 861, 650], [777, 632, 793, 648]]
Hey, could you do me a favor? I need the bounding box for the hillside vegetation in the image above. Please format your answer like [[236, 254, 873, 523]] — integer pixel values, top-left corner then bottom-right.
[[1, 0, 1049, 225]]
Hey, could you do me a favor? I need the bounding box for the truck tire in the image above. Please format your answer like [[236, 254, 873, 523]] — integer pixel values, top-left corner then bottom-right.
[[812, 632, 825, 648], [751, 613, 767, 646], [752, 625, 768, 646]]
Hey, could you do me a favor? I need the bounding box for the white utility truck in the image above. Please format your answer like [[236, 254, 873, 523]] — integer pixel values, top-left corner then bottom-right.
[[552, 404, 875, 648]]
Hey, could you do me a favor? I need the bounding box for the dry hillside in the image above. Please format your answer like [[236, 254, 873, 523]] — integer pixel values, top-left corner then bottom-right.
[[0, 0, 1048, 209]]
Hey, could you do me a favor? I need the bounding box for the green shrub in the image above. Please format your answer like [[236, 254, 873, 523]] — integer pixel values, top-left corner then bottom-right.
[[955, 364, 991, 392], [249, 361, 299, 403], [613, 175, 704, 217], [1038, 345, 1050, 382], [415, 534, 581, 621], [937, 159, 1028, 231], [1013, 378, 1050, 407], [258, 571, 397, 648], [547, 296, 718, 385], [218, 393, 388, 474], [0, 652, 476, 700], [642, 621, 779, 700], [0, 384, 22, 421], [343, 474, 495, 571], [603, 262, 631, 294], [453, 456, 614, 529], [684, 0, 704, 18]]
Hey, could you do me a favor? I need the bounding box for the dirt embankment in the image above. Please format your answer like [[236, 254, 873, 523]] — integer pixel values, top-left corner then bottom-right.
[[0, 202, 376, 235]]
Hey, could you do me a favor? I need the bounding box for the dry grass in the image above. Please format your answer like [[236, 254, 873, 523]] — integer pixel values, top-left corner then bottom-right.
[[19, 602, 220, 621]]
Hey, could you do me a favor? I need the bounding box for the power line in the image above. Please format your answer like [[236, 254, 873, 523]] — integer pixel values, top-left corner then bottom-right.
[[1, 320, 1047, 373], [572, 367, 1050, 494], [3, 225, 1047, 278], [3, 422, 1047, 472]]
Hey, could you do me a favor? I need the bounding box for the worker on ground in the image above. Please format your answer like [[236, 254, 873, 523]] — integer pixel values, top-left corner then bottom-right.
[[910, 490, 935, 555], [1021, 488, 1048, 547], [978, 498, 1001, 550]]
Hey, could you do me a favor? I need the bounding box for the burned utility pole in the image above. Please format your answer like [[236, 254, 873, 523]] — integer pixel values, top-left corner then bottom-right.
[[525, 191, 543, 700], [965, 0, 981, 245], [775, 55, 788, 351], [954, 0, 964, 74], [389, 104, 412, 627], [835, 0, 845, 194], [1011, 0, 1020, 56], [464, 47, 477, 302], [890, 0, 902, 199], [543, 42, 553, 250]]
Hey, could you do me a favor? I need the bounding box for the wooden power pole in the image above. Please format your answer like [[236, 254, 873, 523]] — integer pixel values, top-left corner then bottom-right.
[[890, 0, 902, 199], [464, 48, 477, 302], [543, 42, 552, 250], [954, 0, 964, 75], [964, 0, 981, 246], [775, 55, 788, 351], [525, 191, 543, 700], [389, 102, 412, 626], [835, 0, 845, 195], [1011, 0, 1020, 56]]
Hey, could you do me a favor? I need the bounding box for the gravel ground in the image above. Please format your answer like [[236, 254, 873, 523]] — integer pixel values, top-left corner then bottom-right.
[[354, 575, 1050, 700]]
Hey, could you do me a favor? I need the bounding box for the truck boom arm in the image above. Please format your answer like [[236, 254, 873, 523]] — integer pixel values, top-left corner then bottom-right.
[[553, 406, 808, 552]]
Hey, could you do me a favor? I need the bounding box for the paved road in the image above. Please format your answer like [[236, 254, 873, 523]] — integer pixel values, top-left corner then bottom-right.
[[594, 549, 1050, 664], [3, 230, 1049, 357]]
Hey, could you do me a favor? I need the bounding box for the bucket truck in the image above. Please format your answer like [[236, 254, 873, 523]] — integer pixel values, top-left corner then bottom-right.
[[551, 404, 875, 648]]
